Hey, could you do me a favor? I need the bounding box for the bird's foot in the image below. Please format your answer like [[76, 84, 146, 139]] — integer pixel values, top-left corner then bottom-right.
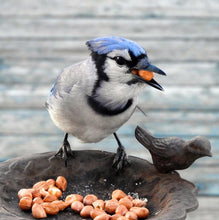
[[54, 133, 74, 167], [112, 144, 128, 171]]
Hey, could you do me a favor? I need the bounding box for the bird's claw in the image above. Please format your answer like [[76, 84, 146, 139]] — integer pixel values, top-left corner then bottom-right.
[[112, 145, 129, 170], [54, 134, 74, 167], [55, 147, 73, 167]]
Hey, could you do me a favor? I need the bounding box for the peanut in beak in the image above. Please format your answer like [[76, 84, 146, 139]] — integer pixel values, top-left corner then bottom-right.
[[131, 69, 154, 81]]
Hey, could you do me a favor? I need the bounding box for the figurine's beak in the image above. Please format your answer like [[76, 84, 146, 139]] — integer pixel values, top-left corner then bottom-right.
[[132, 63, 166, 91], [207, 151, 212, 157]]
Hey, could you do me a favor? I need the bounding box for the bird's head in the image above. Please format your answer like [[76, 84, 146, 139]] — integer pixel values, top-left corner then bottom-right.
[[187, 136, 212, 158], [86, 36, 166, 91]]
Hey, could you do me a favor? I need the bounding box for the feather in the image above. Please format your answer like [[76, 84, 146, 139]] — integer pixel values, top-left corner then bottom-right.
[[86, 36, 146, 57]]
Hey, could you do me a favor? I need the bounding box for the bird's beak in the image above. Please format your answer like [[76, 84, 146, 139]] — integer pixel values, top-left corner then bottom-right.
[[132, 63, 166, 91], [207, 151, 213, 157]]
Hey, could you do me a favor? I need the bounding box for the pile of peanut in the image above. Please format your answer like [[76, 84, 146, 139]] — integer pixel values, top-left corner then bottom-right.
[[18, 176, 149, 219]]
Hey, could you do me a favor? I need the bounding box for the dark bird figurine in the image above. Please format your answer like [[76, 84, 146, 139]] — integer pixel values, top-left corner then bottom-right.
[[135, 126, 212, 173]]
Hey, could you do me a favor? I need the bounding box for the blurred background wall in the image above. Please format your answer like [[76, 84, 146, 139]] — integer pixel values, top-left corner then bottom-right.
[[0, 0, 218, 218]]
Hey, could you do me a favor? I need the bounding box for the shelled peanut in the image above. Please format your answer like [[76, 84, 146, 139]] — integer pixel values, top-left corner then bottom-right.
[[18, 176, 68, 218], [18, 178, 149, 219]]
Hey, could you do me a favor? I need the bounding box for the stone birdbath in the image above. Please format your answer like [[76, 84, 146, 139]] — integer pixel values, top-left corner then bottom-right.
[[0, 150, 198, 220]]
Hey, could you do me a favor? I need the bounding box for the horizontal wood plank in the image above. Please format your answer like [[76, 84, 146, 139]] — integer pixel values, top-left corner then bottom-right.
[[179, 165, 219, 196], [1, 18, 219, 39], [1, 0, 219, 18], [0, 39, 219, 62], [1, 110, 219, 137], [186, 196, 219, 220], [0, 62, 218, 86], [0, 85, 218, 110]]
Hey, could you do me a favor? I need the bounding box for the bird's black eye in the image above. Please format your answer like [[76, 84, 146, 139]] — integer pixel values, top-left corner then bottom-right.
[[114, 56, 126, 66]]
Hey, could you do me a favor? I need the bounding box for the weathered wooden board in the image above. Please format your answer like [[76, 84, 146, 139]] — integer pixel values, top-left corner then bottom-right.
[[1, 110, 219, 137], [179, 164, 219, 196], [0, 39, 219, 62], [0, 62, 218, 86], [0, 85, 218, 110], [1, 18, 219, 39], [186, 196, 219, 220], [1, 0, 219, 18]]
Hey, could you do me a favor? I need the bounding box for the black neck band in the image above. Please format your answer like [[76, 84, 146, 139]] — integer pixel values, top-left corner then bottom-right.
[[87, 96, 133, 116]]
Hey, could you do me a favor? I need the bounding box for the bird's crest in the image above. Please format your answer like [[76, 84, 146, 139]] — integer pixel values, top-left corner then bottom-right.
[[86, 36, 146, 57]]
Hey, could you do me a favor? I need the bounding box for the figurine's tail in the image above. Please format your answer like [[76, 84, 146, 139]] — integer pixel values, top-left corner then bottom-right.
[[135, 126, 155, 149]]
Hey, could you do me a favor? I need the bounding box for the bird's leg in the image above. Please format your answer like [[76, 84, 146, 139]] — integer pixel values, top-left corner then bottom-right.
[[55, 133, 74, 166], [112, 132, 128, 170]]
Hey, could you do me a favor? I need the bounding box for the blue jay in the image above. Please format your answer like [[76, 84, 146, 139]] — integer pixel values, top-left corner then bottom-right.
[[46, 36, 166, 169]]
